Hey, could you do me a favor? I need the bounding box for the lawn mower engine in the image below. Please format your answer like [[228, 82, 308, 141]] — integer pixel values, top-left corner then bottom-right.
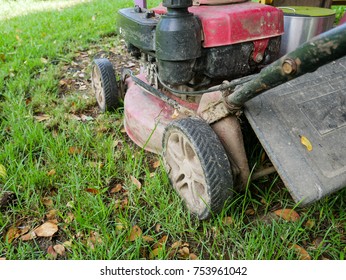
[[119, 0, 283, 87], [116, 0, 283, 152]]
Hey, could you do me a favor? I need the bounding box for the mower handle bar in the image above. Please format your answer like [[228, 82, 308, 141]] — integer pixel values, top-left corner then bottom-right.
[[225, 23, 346, 108]]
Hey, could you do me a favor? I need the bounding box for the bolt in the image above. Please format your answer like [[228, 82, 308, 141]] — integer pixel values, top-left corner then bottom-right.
[[255, 53, 263, 63], [282, 59, 297, 75]]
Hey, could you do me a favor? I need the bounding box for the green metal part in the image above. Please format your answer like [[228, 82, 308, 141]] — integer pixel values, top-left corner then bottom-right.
[[225, 23, 346, 109]]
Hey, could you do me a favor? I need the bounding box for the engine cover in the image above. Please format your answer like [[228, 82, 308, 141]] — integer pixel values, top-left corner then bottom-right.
[[118, 1, 284, 89]]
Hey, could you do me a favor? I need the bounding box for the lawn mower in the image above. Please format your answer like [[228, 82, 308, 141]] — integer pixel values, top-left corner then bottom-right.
[[91, 0, 346, 220]]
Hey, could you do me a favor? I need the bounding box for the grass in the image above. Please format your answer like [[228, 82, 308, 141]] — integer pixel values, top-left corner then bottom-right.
[[0, 0, 346, 260]]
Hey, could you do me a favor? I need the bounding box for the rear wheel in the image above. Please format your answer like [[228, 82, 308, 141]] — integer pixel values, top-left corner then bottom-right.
[[91, 58, 119, 112], [162, 117, 234, 220]]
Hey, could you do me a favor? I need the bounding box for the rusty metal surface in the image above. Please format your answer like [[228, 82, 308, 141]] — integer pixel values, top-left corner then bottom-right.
[[244, 55, 346, 205]]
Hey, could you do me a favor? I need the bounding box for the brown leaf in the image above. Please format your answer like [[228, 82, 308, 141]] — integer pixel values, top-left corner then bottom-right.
[[153, 235, 168, 249], [155, 224, 161, 233], [47, 245, 58, 259], [245, 208, 255, 215], [274, 209, 300, 222], [130, 176, 142, 190], [152, 160, 160, 169], [25, 97, 32, 105], [189, 253, 198, 260], [110, 184, 123, 193], [5, 226, 21, 243], [87, 231, 103, 250], [178, 247, 190, 258], [53, 244, 65, 256], [128, 225, 142, 241], [21, 231, 36, 241], [47, 169, 56, 176], [291, 244, 311, 260], [142, 235, 155, 242], [85, 188, 100, 195], [34, 222, 58, 237], [171, 241, 182, 249]]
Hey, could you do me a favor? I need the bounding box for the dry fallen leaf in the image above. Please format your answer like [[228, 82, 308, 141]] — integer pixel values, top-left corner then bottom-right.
[[142, 236, 155, 242], [245, 208, 255, 215], [130, 176, 142, 190], [153, 235, 168, 249], [21, 231, 36, 241], [171, 241, 182, 249], [47, 169, 56, 176], [47, 245, 58, 259], [274, 209, 300, 222], [128, 225, 142, 241], [5, 225, 31, 243], [87, 231, 103, 250], [85, 188, 100, 195], [152, 160, 160, 169], [34, 222, 58, 237], [291, 244, 311, 260], [54, 244, 65, 256], [155, 224, 161, 233], [110, 184, 123, 193], [178, 247, 190, 258], [300, 135, 313, 151]]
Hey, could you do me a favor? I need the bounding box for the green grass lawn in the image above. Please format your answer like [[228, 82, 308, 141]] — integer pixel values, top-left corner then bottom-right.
[[0, 0, 345, 260]]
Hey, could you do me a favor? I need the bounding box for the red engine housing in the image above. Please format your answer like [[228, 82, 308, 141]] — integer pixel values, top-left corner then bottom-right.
[[153, 2, 283, 48]]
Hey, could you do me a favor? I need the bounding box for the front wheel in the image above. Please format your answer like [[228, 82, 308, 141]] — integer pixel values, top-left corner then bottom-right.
[[91, 58, 120, 112], [162, 117, 234, 220]]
